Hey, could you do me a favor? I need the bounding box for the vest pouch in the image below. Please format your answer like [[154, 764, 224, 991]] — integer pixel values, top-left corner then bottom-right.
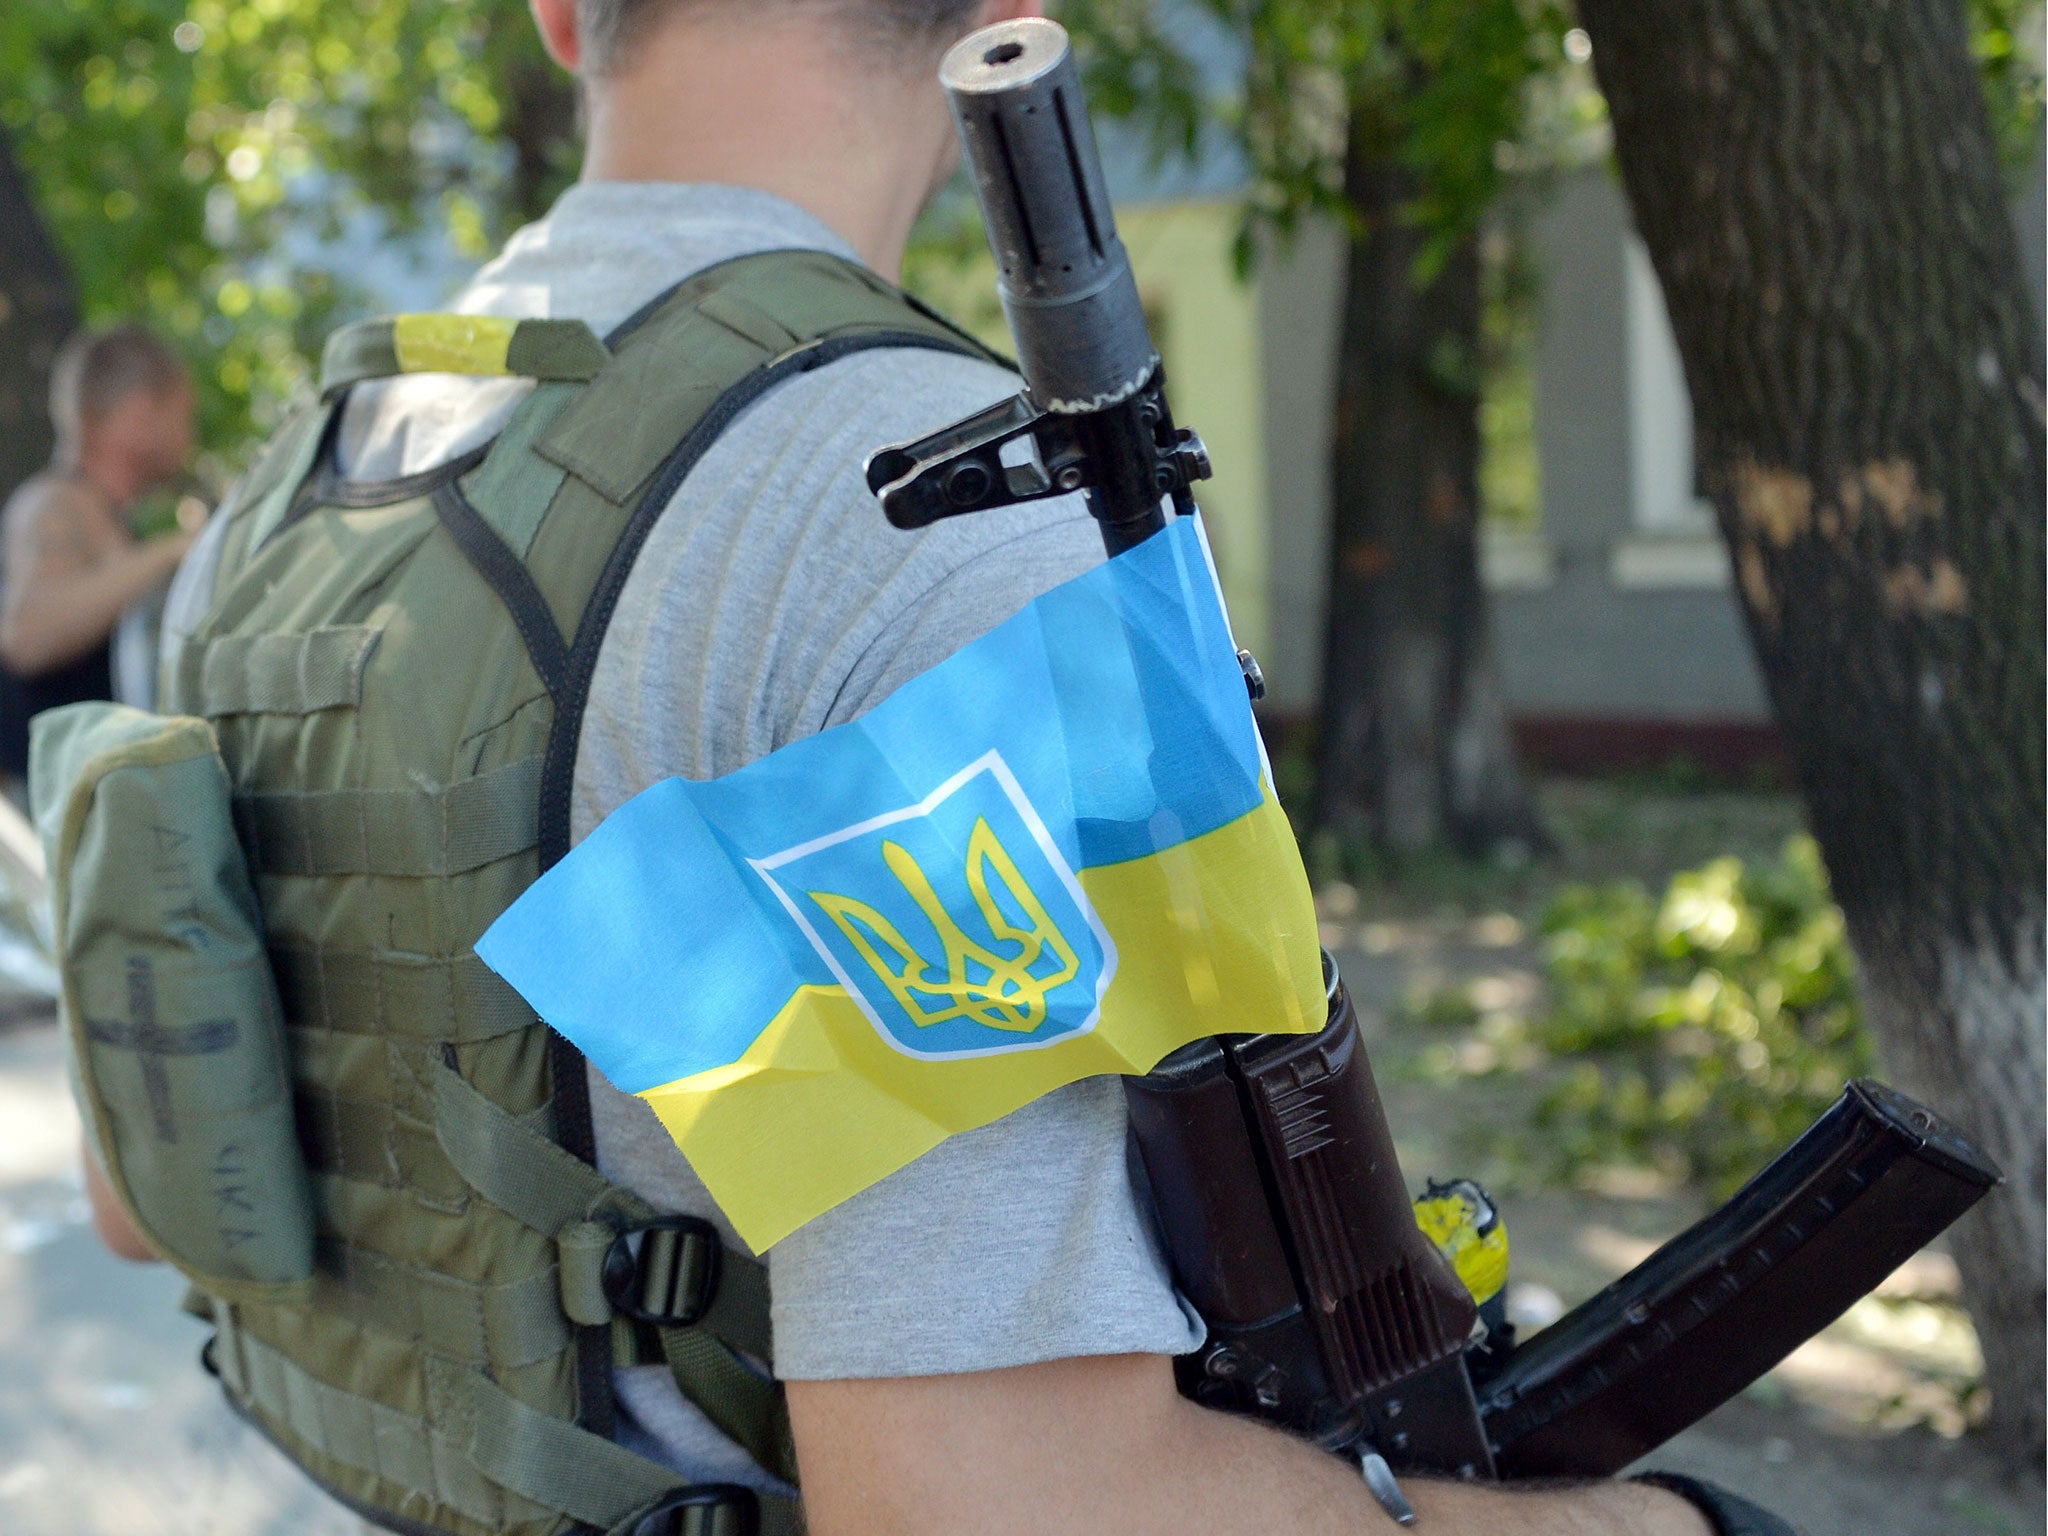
[[30, 702, 314, 1301]]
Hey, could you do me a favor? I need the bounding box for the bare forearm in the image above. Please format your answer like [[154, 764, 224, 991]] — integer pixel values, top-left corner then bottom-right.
[[791, 1355, 1713, 1536], [82, 1136, 157, 1262], [1135, 1393, 1711, 1536], [0, 536, 184, 674], [798, 1377, 1386, 1536], [1405, 1470, 1713, 1534]]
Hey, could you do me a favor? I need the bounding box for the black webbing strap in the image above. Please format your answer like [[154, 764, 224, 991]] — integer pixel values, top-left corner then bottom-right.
[[432, 1064, 799, 1499], [425, 251, 1000, 1527]]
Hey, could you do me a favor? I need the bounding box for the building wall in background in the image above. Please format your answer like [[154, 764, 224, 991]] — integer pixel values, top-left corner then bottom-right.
[[1247, 170, 1786, 759], [1252, 219, 1346, 714], [923, 145, 2046, 770], [1245, 155, 2044, 768], [1497, 168, 1771, 731], [1118, 203, 1270, 664], [911, 199, 1272, 660]]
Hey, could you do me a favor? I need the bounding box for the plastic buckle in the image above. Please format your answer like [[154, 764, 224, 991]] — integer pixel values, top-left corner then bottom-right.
[[602, 1215, 723, 1327], [633, 1485, 759, 1536]]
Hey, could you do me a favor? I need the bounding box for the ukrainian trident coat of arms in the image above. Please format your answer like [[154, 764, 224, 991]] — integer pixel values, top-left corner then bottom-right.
[[751, 752, 1116, 1058]]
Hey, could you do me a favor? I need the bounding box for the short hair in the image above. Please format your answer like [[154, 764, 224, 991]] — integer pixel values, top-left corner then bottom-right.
[[576, 0, 982, 77], [48, 324, 187, 447]]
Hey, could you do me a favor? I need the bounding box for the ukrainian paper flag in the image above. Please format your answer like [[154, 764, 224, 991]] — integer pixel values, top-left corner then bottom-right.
[[477, 514, 1323, 1249]]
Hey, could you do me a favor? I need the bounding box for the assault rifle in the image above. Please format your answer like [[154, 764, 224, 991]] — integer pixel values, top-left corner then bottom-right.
[[867, 15, 2001, 1508]]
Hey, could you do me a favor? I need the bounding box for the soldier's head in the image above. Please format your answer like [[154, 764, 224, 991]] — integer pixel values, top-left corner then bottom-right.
[[564, 0, 1011, 78], [49, 323, 194, 490], [526, 0, 1043, 275]]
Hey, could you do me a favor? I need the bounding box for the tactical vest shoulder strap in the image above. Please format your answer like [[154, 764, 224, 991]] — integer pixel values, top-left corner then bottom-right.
[[452, 248, 992, 1514], [437, 247, 1001, 867], [206, 400, 335, 582], [179, 248, 996, 1535]]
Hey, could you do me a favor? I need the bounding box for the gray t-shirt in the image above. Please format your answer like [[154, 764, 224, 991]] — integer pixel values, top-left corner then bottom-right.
[[171, 181, 1200, 1493]]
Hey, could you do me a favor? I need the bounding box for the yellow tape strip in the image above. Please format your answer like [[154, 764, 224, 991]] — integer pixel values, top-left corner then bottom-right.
[[392, 314, 518, 377], [1414, 1190, 1510, 1305]]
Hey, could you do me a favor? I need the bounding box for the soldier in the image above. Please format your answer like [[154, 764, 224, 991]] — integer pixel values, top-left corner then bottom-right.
[[76, 2, 1795, 1533]]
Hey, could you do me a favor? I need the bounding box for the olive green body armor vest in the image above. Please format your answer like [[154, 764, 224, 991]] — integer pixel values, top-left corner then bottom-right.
[[135, 251, 991, 1536]]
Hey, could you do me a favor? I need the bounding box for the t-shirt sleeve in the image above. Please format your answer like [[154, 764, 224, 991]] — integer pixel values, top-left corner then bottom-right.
[[587, 339, 1205, 1380], [819, 509, 1106, 729], [769, 1076, 1203, 1379], [769, 477, 1203, 1380]]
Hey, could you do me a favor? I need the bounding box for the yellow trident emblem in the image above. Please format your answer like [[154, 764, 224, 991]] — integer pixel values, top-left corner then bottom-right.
[[809, 816, 1081, 1033]]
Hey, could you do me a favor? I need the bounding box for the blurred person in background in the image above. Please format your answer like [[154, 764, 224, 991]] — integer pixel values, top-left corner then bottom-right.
[[0, 322, 199, 781]]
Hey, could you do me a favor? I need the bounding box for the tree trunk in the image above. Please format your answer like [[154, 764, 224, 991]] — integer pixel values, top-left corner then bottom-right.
[[1312, 109, 1544, 858], [503, 49, 578, 227], [1576, 0, 2046, 1466], [0, 123, 76, 502]]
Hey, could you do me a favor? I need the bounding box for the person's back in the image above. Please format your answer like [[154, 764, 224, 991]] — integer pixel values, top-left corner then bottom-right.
[[98, 1, 1786, 1532], [0, 324, 197, 777], [0, 471, 120, 770]]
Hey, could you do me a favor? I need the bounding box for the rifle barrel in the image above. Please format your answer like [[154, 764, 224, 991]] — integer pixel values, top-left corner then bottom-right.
[[939, 19, 1157, 419]]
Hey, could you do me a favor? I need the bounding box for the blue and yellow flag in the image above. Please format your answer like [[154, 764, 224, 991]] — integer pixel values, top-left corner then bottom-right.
[[477, 514, 1323, 1249]]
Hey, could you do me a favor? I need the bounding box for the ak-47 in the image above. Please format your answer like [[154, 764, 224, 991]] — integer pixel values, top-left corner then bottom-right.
[[868, 15, 2001, 1511]]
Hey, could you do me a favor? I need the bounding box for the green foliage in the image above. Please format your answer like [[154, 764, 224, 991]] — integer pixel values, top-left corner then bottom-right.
[[1418, 835, 1874, 1196], [9, 0, 2036, 466], [1066, 0, 1573, 276], [0, 0, 568, 456], [1069, 0, 2042, 277], [1533, 836, 1873, 1195], [1477, 226, 1540, 526], [1970, 0, 2048, 177]]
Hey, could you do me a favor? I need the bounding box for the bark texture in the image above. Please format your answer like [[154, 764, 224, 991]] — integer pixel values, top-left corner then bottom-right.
[[1312, 115, 1545, 857], [0, 125, 75, 503], [1576, 0, 2047, 1465]]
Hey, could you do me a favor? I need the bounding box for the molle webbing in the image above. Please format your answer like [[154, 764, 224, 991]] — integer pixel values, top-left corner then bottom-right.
[[232, 756, 543, 878], [198, 626, 382, 717], [173, 248, 996, 1536], [269, 944, 533, 1044], [312, 1237, 574, 1370], [213, 1311, 797, 1536]]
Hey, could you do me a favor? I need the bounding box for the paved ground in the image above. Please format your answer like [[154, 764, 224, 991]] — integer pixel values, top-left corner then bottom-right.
[[0, 1019, 358, 1536], [0, 831, 2041, 1536], [1329, 873, 2045, 1536]]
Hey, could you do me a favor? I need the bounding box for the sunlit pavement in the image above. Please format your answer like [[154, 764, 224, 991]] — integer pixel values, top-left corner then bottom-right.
[[1, 1002, 2039, 1536], [0, 1017, 357, 1536]]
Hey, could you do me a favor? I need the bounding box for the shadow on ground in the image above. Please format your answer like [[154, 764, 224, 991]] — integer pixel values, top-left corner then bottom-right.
[[1325, 780, 2046, 1536], [0, 1018, 358, 1536]]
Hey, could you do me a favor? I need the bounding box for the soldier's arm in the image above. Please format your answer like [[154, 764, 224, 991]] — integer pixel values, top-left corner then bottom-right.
[[0, 481, 193, 676], [775, 380, 1711, 1535], [789, 1354, 1714, 1536]]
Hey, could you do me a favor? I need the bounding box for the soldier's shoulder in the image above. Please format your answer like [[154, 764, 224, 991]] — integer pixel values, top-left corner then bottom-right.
[[2, 470, 94, 533], [807, 339, 1018, 432]]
